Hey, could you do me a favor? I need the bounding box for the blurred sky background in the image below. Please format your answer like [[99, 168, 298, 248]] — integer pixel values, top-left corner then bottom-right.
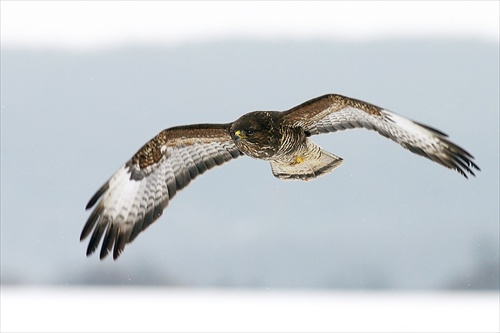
[[1, 1, 499, 291]]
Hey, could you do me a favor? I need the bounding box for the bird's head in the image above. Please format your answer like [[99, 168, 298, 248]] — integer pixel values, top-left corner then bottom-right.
[[230, 111, 281, 159]]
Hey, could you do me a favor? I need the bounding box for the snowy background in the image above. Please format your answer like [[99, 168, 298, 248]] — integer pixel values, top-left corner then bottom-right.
[[1, 1, 499, 332], [2, 287, 498, 332]]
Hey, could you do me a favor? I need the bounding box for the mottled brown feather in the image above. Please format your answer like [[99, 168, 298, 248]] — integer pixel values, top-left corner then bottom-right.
[[282, 94, 382, 126], [132, 124, 235, 169]]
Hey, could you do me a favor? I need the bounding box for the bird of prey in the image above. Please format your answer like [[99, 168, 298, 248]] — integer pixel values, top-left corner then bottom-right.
[[81, 94, 479, 260]]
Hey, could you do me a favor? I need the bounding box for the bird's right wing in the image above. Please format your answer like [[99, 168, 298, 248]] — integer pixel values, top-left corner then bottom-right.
[[81, 124, 242, 260]]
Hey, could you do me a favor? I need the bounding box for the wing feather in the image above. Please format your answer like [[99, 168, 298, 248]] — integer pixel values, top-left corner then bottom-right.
[[282, 94, 479, 178], [81, 123, 242, 259]]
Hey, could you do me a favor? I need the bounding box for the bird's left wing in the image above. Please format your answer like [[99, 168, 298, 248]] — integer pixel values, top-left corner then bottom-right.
[[81, 124, 242, 260], [281, 94, 479, 178]]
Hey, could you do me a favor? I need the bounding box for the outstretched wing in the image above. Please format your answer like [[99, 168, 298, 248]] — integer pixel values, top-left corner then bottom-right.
[[81, 124, 242, 260], [282, 94, 479, 178]]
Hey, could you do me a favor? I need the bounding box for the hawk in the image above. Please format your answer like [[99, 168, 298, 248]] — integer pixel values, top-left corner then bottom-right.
[[81, 94, 479, 260]]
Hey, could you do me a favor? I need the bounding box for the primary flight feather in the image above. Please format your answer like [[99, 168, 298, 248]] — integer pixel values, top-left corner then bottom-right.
[[81, 94, 480, 259]]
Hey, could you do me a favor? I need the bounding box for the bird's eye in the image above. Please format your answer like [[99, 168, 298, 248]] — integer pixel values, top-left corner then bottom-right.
[[245, 129, 254, 136]]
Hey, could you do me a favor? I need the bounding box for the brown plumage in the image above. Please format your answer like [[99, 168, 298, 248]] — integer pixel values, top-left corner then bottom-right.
[[81, 94, 480, 259]]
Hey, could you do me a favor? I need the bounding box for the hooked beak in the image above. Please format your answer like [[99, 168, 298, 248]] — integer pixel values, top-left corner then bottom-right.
[[233, 130, 242, 140]]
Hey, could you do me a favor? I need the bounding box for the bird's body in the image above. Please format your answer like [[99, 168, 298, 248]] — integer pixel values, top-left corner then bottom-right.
[[231, 110, 343, 180], [81, 94, 479, 260]]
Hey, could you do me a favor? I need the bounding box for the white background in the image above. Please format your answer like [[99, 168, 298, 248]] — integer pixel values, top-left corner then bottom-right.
[[2, 1, 498, 50]]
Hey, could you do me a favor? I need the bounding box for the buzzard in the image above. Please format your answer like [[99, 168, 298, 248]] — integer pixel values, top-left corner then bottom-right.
[[81, 94, 479, 260]]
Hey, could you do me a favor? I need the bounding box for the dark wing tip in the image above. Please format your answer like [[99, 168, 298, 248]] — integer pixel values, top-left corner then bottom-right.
[[82, 204, 166, 260], [86, 182, 109, 210], [84, 221, 106, 257], [80, 205, 104, 241], [402, 123, 480, 180], [439, 140, 480, 179]]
